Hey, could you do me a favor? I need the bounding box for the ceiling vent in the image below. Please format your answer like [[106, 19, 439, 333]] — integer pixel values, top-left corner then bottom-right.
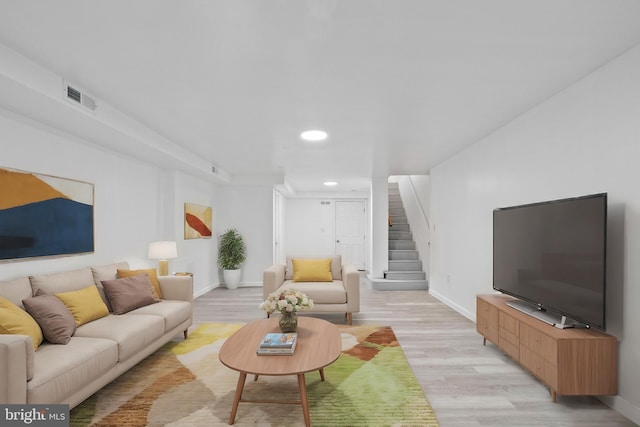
[[64, 82, 97, 111]]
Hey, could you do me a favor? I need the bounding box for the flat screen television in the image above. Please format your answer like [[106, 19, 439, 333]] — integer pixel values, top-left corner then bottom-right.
[[493, 193, 607, 330]]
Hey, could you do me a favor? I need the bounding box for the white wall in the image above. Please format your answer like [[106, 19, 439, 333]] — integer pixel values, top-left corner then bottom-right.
[[0, 110, 218, 297], [173, 171, 218, 296], [430, 43, 640, 423], [284, 197, 369, 265], [285, 198, 337, 257], [369, 177, 389, 278], [216, 185, 273, 286], [409, 175, 430, 220], [273, 189, 287, 265]]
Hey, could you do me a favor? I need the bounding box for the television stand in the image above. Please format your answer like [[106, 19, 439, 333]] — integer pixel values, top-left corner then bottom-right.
[[505, 300, 588, 329], [477, 294, 617, 401]]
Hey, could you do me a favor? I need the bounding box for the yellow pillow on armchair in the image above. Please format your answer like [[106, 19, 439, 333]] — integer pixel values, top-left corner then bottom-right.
[[292, 258, 333, 282]]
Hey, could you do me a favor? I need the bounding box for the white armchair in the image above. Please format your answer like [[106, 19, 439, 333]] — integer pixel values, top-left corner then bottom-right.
[[262, 256, 360, 325]]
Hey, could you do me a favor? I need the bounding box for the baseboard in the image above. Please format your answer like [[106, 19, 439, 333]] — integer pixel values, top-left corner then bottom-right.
[[598, 395, 640, 425], [194, 284, 217, 299], [429, 288, 475, 322]]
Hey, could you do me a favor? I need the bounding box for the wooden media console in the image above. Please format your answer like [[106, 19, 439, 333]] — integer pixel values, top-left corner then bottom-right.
[[476, 294, 617, 401]]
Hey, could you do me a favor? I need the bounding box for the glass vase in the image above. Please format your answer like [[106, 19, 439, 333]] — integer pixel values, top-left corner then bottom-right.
[[279, 311, 298, 333]]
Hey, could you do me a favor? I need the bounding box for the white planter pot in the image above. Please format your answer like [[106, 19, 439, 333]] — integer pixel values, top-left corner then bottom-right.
[[223, 269, 242, 289]]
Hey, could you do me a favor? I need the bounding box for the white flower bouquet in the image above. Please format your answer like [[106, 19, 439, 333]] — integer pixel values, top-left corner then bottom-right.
[[259, 288, 314, 314]]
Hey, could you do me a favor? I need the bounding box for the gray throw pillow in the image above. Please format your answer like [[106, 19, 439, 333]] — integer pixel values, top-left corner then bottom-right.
[[22, 292, 76, 345], [101, 275, 159, 315]]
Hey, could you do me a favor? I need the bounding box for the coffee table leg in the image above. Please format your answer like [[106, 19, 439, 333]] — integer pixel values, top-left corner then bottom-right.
[[229, 371, 247, 425], [297, 373, 311, 427], [319, 368, 325, 381]]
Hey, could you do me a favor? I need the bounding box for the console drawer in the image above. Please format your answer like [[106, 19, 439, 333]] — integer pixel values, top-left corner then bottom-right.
[[520, 323, 557, 364], [520, 345, 558, 388]]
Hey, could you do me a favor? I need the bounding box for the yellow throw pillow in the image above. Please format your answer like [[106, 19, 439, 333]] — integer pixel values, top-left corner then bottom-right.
[[117, 269, 162, 299], [55, 286, 109, 327], [0, 296, 44, 350], [292, 258, 333, 282]]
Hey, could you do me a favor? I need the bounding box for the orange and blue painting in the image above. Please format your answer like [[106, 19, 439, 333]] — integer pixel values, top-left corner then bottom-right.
[[184, 203, 212, 239], [0, 167, 94, 260]]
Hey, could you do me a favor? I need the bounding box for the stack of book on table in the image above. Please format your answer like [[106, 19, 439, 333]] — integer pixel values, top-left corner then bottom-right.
[[256, 332, 298, 355]]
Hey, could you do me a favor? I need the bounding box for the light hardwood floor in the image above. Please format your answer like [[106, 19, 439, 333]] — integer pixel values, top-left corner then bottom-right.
[[192, 274, 636, 427]]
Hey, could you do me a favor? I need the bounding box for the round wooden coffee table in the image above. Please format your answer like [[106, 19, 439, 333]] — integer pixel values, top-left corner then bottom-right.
[[219, 316, 341, 426]]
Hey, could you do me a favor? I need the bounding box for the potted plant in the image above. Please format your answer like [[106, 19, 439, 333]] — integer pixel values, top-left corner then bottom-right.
[[218, 228, 246, 289]]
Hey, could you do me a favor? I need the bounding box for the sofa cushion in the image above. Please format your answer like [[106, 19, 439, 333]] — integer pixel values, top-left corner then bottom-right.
[[55, 285, 109, 327], [128, 300, 192, 332], [22, 292, 76, 344], [278, 280, 347, 304], [28, 337, 118, 405], [0, 277, 33, 309], [91, 262, 130, 284], [91, 261, 130, 311], [101, 275, 158, 315], [0, 296, 43, 350], [285, 255, 342, 281], [292, 258, 333, 282], [117, 268, 162, 299], [74, 314, 165, 361], [30, 267, 95, 295]]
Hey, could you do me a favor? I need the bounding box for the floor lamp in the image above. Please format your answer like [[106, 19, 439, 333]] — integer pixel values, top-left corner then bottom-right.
[[148, 241, 177, 276]]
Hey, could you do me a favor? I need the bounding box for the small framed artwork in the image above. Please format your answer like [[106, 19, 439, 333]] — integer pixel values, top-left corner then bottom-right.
[[184, 203, 212, 239], [0, 166, 94, 261]]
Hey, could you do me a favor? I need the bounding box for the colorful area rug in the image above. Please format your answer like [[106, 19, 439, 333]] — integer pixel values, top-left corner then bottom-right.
[[70, 323, 439, 426]]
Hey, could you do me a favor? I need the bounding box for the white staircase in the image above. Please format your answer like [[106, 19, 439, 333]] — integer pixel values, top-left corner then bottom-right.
[[371, 182, 429, 291]]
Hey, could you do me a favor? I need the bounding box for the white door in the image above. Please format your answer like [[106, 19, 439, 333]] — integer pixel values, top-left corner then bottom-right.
[[335, 200, 366, 270]]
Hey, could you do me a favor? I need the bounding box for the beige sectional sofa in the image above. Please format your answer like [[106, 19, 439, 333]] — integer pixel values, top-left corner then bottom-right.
[[0, 261, 192, 408], [262, 256, 360, 324]]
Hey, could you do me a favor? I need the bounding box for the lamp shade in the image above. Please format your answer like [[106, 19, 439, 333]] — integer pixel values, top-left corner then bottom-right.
[[148, 241, 177, 260]]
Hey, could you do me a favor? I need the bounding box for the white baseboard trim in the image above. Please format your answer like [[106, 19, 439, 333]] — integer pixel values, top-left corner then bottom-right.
[[194, 284, 217, 299], [429, 288, 475, 322], [598, 395, 640, 425], [195, 282, 262, 297]]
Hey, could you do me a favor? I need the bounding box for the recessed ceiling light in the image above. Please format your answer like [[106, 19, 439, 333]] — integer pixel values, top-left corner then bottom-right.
[[300, 130, 328, 142], [323, 181, 338, 186]]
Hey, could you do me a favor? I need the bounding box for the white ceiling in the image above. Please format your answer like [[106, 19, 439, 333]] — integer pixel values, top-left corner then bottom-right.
[[1, 1, 640, 192]]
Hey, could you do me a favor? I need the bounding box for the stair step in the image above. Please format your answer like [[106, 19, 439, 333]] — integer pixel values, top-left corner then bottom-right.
[[385, 270, 426, 280], [389, 207, 405, 215], [370, 276, 429, 291], [389, 250, 419, 260], [388, 194, 402, 201], [388, 259, 423, 271], [389, 231, 412, 240], [390, 215, 407, 224], [389, 240, 415, 250], [389, 200, 404, 209], [389, 223, 410, 231]]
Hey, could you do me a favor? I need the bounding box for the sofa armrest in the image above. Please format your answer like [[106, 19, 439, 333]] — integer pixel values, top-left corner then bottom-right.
[[342, 264, 361, 313], [0, 334, 32, 404], [158, 275, 193, 304], [263, 264, 285, 299]]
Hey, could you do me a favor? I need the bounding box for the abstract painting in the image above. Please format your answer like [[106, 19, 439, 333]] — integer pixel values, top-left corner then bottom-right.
[[184, 203, 212, 239], [0, 167, 94, 261]]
